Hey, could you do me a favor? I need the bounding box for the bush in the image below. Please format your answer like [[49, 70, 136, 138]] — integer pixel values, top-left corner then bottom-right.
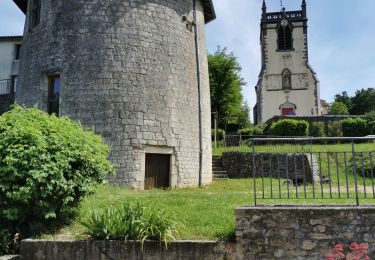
[[0, 106, 114, 246], [341, 118, 369, 137], [364, 111, 375, 134], [238, 128, 253, 136], [327, 121, 343, 137], [328, 101, 349, 115], [253, 124, 266, 136], [269, 119, 309, 137], [310, 122, 326, 137], [348, 154, 375, 178], [81, 203, 179, 249], [211, 129, 225, 141]]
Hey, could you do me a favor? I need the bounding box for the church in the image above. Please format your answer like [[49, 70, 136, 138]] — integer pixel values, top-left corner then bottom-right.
[[254, 0, 320, 124]]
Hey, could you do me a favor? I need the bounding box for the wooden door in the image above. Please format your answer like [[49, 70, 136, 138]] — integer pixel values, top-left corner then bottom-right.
[[145, 154, 170, 189], [282, 107, 295, 116]]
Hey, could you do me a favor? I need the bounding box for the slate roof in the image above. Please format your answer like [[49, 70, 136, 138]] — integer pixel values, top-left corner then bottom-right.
[[13, 0, 216, 23]]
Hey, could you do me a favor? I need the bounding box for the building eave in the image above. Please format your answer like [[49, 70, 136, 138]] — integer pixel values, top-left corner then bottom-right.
[[13, 0, 216, 23], [0, 35, 23, 42]]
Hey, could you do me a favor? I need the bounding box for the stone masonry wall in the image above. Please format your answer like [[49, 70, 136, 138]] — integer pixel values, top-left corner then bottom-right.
[[222, 152, 318, 182], [235, 206, 375, 259], [20, 240, 228, 260], [16, 0, 212, 188], [0, 93, 14, 115]]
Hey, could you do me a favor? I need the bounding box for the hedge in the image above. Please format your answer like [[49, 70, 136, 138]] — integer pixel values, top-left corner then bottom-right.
[[269, 119, 309, 137]]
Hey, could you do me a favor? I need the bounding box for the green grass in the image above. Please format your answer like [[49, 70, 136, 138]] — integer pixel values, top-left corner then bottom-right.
[[41, 177, 375, 242], [213, 142, 375, 155]]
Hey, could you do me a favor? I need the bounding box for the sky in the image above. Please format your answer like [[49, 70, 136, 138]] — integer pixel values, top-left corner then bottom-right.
[[1, 0, 375, 115]]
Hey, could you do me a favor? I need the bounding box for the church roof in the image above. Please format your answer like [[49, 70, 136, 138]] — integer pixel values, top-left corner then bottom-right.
[[12, 0, 216, 23]]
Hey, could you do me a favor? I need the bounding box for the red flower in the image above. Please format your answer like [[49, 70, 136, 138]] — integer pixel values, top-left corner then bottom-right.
[[364, 255, 370, 260]]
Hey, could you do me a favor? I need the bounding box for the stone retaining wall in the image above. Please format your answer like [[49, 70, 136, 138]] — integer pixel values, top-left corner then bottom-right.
[[20, 240, 228, 260], [235, 206, 375, 259], [222, 152, 319, 182]]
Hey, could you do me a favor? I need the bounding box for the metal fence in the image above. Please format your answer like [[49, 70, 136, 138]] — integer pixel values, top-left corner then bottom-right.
[[225, 136, 375, 206], [0, 79, 12, 95]]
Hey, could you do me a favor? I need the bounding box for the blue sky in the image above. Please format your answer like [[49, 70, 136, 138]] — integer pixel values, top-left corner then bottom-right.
[[1, 0, 375, 114]]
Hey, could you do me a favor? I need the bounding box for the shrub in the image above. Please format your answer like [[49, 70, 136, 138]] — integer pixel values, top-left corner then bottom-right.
[[269, 119, 309, 137], [327, 121, 343, 137], [253, 124, 266, 136], [0, 106, 114, 244], [310, 122, 326, 137], [348, 153, 375, 178], [364, 111, 375, 134], [81, 203, 179, 249], [341, 118, 369, 137], [211, 129, 225, 141], [328, 101, 349, 115], [238, 128, 253, 136]]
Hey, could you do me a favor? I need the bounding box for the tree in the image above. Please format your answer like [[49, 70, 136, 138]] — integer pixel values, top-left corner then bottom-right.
[[328, 101, 349, 115], [334, 91, 352, 111], [208, 47, 248, 129], [350, 88, 375, 115]]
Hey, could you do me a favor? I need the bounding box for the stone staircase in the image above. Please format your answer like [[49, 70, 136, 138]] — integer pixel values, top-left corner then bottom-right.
[[212, 156, 228, 180]]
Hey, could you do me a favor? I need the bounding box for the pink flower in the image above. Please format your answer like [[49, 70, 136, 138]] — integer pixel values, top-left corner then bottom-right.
[[349, 243, 359, 251], [364, 255, 370, 260], [333, 244, 344, 252], [359, 243, 368, 254], [334, 252, 346, 259], [324, 253, 335, 260]]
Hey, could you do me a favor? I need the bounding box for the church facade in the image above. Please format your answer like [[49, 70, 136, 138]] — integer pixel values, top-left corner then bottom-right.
[[254, 0, 320, 124]]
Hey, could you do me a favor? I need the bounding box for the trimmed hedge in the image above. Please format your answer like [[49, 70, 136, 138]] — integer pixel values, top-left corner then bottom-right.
[[269, 119, 309, 137], [341, 118, 369, 137]]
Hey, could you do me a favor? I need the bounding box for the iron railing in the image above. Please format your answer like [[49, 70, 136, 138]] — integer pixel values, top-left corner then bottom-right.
[[222, 137, 375, 206], [0, 79, 13, 95]]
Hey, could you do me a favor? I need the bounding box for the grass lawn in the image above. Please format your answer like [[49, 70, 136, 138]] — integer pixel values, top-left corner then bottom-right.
[[42, 178, 375, 242], [213, 142, 375, 155]]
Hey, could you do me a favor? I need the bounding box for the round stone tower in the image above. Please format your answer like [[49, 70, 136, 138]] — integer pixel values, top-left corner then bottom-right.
[[15, 0, 215, 188]]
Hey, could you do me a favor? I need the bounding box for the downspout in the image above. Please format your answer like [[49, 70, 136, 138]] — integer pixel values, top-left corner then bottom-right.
[[193, 0, 203, 187]]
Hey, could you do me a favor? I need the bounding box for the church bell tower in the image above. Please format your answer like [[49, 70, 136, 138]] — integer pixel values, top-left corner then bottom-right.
[[254, 0, 320, 124]]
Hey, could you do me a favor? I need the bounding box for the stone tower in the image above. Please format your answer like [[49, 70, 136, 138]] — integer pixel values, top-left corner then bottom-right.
[[14, 0, 215, 189], [254, 0, 320, 124]]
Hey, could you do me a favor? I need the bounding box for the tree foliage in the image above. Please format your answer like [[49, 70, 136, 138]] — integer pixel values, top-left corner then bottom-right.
[[328, 101, 349, 115], [0, 106, 114, 250], [208, 47, 249, 129], [334, 88, 375, 115]]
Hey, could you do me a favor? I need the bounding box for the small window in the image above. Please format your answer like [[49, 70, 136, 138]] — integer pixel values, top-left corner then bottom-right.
[[30, 0, 41, 28], [15, 44, 21, 60], [48, 75, 60, 115], [278, 21, 293, 50]]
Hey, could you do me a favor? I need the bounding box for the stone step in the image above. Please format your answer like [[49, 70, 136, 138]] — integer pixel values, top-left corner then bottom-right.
[[212, 162, 223, 167], [213, 166, 224, 171], [213, 173, 229, 180], [213, 170, 227, 174]]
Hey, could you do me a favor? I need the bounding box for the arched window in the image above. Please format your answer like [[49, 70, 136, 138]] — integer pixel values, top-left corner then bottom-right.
[[282, 69, 292, 90], [278, 20, 292, 50]]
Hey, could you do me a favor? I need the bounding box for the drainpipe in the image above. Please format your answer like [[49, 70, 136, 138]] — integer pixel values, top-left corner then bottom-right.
[[193, 0, 203, 187]]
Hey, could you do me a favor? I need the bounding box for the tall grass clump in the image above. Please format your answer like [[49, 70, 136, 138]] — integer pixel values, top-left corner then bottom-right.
[[81, 203, 179, 248]]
